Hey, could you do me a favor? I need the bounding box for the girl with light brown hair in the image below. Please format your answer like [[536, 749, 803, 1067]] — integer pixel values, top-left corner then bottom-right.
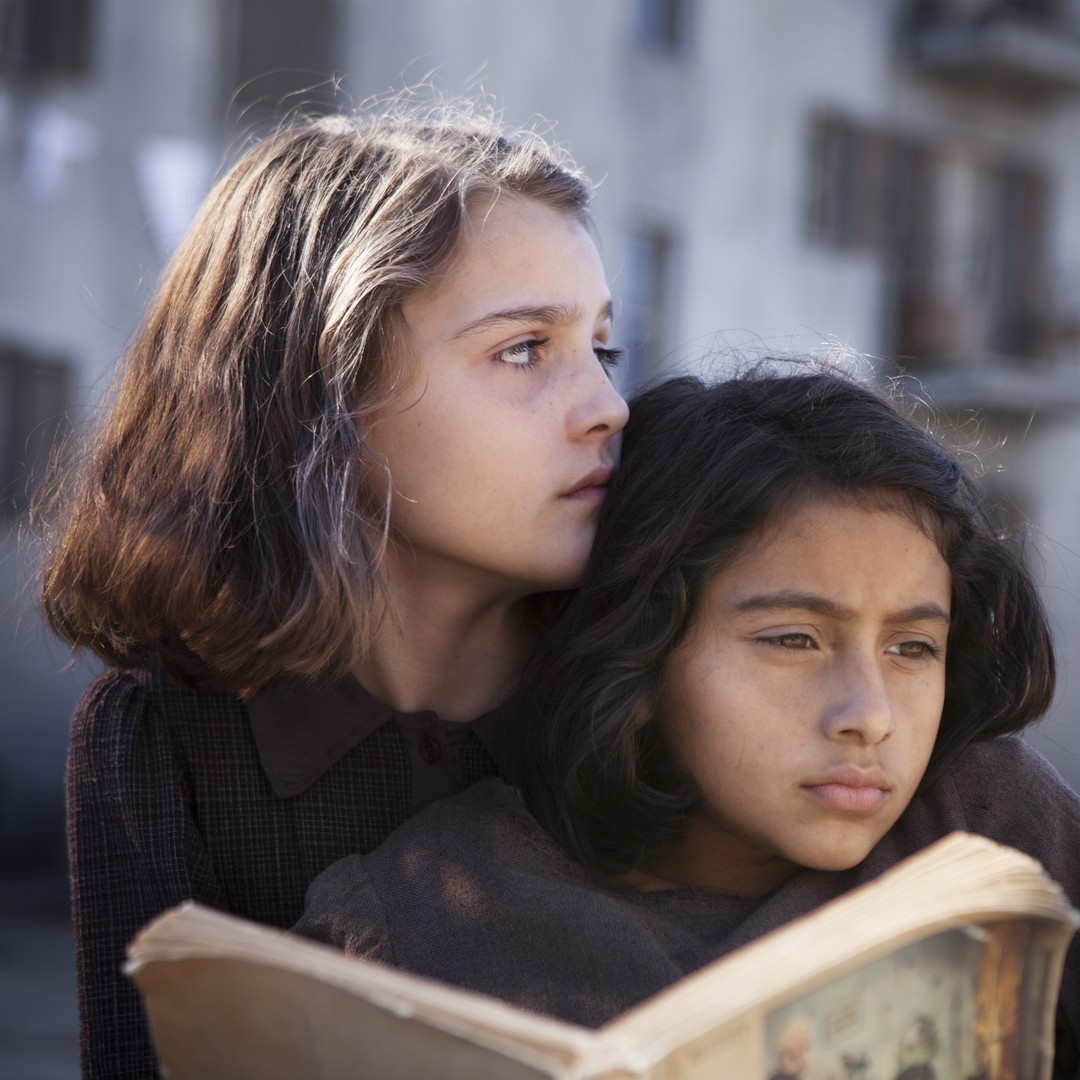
[[41, 102, 627, 1079]]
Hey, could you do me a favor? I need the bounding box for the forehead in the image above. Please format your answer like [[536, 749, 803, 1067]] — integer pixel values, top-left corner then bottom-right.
[[708, 492, 952, 613], [401, 195, 605, 326], [768, 487, 945, 549], [460, 191, 589, 252]]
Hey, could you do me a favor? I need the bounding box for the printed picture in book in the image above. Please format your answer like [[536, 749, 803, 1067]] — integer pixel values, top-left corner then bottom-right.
[[762, 921, 1048, 1080]]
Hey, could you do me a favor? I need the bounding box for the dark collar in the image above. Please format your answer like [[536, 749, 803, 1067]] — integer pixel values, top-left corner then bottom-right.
[[247, 675, 521, 798]]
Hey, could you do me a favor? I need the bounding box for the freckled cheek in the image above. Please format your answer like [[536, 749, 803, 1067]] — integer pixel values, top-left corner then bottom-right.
[[898, 678, 946, 749], [674, 699, 773, 789], [720, 666, 807, 751], [886, 700, 942, 800], [666, 654, 788, 781]]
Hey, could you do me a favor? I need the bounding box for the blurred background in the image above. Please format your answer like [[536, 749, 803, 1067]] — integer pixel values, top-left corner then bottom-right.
[[3, 0, 1080, 1075]]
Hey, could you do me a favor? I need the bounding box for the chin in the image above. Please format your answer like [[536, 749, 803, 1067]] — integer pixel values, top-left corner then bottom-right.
[[798, 837, 880, 873]]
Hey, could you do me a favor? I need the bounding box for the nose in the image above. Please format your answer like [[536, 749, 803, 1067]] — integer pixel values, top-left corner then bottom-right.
[[820, 656, 895, 746], [568, 355, 630, 442]]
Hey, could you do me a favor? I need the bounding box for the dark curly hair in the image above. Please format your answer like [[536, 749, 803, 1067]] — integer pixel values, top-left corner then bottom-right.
[[522, 365, 1056, 874]]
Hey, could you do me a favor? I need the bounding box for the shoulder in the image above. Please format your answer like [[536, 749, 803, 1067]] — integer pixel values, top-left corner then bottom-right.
[[73, 661, 245, 729], [930, 736, 1080, 891], [881, 737, 1080, 877], [311, 778, 584, 917], [371, 777, 567, 872], [69, 662, 246, 784], [296, 779, 549, 960], [295, 850, 391, 960], [74, 661, 235, 724], [944, 735, 1080, 820], [69, 665, 162, 773], [950, 734, 1071, 787]]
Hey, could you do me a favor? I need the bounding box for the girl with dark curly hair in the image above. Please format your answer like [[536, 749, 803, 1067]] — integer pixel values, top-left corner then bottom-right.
[[298, 365, 1080, 1076]]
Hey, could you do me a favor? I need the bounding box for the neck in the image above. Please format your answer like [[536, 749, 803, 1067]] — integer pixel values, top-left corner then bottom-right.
[[638, 816, 801, 898], [353, 552, 540, 722]]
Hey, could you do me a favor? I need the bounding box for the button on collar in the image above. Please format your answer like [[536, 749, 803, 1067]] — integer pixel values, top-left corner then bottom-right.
[[418, 735, 443, 764]]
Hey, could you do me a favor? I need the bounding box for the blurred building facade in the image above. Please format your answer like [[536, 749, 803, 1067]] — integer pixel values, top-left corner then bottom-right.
[[2, 0, 1080, 873]]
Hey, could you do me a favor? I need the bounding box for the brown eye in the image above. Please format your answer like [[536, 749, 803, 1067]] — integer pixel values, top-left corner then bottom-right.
[[770, 633, 813, 650], [887, 641, 940, 660]]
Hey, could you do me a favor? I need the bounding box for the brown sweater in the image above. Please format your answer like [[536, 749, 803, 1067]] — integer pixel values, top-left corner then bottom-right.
[[295, 736, 1080, 1076]]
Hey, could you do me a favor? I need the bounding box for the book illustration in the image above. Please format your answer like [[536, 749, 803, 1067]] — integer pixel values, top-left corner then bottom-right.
[[762, 921, 1050, 1080]]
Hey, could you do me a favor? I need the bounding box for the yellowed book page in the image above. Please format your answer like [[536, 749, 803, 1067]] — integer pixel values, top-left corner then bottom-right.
[[137, 957, 573, 1080], [652, 1013, 764, 1080], [129, 905, 600, 1080]]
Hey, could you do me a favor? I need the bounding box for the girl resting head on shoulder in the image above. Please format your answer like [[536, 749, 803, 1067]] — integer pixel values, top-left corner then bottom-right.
[[43, 99, 627, 1080], [297, 363, 1079, 1073]]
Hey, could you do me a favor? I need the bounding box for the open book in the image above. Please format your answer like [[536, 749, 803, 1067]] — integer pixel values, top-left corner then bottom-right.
[[126, 832, 1078, 1080]]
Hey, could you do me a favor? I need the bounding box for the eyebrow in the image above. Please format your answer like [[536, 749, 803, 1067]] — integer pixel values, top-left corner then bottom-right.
[[452, 299, 614, 339], [732, 592, 952, 627]]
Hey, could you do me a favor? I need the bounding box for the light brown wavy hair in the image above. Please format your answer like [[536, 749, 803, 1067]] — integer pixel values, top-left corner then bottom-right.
[[39, 104, 592, 694]]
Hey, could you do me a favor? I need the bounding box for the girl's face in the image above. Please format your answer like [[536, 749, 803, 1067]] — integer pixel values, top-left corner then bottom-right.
[[370, 194, 628, 599], [652, 495, 951, 895]]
